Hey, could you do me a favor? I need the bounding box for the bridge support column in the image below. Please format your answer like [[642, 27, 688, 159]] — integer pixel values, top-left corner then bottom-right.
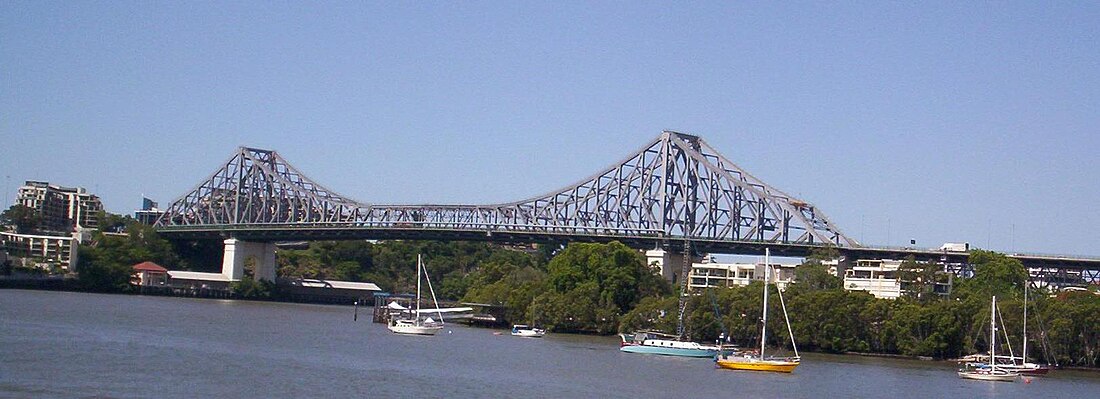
[[643, 247, 700, 285], [222, 239, 277, 282]]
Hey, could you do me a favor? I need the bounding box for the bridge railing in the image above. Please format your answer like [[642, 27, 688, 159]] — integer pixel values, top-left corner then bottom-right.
[[854, 244, 1100, 262]]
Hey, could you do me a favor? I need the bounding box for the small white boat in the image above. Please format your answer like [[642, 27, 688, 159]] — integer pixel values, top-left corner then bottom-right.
[[388, 255, 446, 336], [389, 318, 443, 336], [510, 325, 546, 338]]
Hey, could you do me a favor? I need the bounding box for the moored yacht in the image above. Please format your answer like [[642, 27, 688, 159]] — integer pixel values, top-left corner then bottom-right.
[[958, 296, 1019, 382], [388, 255, 445, 336], [715, 249, 801, 373], [619, 331, 728, 358]]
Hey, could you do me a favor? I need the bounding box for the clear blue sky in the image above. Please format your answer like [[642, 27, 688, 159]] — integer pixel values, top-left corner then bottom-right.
[[2, 2, 1098, 256]]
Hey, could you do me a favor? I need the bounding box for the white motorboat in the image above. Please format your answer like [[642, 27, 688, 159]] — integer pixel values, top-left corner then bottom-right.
[[510, 325, 546, 338]]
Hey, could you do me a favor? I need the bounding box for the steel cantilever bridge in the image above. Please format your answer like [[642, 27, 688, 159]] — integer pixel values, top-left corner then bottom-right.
[[154, 131, 1100, 284]]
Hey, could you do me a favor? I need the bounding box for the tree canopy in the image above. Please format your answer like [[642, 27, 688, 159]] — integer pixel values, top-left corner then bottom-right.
[[1, 204, 42, 234], [527, 242, 669, 333]]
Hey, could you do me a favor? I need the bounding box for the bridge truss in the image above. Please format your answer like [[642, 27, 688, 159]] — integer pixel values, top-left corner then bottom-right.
[[156, 131, 858, 249]]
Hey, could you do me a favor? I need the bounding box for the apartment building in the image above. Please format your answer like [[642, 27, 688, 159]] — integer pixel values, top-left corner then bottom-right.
[[17, 180, 103, 232], [688, 257, 797, 291], [1, 231, 79, 271]]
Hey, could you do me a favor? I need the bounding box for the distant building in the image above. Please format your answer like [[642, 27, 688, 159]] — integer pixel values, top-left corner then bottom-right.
[[824, 258, 951, 300], [134, 197, 164, 225], [840, 259, 904, 299], [16, 180, 103, 233], [131, 261, 169, 286], [688, 256, 797, 291], [1, 231, 80, 272]]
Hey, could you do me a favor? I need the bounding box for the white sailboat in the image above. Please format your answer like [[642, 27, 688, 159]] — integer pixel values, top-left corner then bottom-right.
[[715, 248, 800, 373], [958, 296, 1019, 382], [388, 254, 445, 336], [995, 284, 1052, 375]]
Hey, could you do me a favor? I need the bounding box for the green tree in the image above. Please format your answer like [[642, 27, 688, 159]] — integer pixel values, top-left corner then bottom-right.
[[75, 246, 134, 293], [619, 296, 678, 334], [897, 255, 941, 302], [954, 250, 1027, 301], [76, 213, 180, 292], [232, 276, 275, 299], [527, 241, 668, 333], [462, 254, 548, 324], [1, 204, 41, 234], [787, 247, 841, 296]]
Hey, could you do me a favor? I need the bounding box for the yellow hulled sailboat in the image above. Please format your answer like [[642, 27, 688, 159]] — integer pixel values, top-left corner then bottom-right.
[[715, 248, 801, 373]]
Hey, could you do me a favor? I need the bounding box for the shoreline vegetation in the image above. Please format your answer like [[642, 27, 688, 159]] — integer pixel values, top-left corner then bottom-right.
[[4, 212, 1098, 369]]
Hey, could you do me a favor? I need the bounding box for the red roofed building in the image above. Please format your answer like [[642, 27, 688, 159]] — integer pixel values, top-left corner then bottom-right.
[[131, 261, 169, 287]]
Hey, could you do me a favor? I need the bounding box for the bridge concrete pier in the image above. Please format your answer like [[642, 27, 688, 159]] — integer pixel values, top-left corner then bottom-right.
[[644, 248, 701, 285], [222, 238, 277, 282]]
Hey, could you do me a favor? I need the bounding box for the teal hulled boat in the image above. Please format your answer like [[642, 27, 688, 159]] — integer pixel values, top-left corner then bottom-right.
[[619, 331, 733, 358]]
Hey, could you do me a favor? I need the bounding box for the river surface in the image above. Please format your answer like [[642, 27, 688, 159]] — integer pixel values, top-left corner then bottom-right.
[[2, 289, 1098, 398]]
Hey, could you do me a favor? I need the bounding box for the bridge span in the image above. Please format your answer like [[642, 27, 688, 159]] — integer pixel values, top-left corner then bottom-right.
[[153, 131, 1100, 286]]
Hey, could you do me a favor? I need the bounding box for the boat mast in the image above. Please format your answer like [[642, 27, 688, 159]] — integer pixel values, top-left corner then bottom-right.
[[759, 248, 770, 358], [1023, 283, 1028, 364], [416, 254, 423, 327], [422, 255, 445, 324], [997, 302, 1016, 361], [775, 268, 799, 358], [990, 296, 997, 372]]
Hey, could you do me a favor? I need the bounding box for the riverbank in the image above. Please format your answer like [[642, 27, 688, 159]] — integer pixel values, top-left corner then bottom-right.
[[844, 351, 935, 361], [0, 277, 359, 304]]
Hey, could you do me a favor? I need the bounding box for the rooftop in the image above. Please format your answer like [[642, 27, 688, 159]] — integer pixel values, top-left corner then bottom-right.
[[132, 261, 168, 273]]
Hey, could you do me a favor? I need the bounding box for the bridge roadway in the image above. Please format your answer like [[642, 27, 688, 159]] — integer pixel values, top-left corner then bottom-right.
[[156, 223, 1100, 275]]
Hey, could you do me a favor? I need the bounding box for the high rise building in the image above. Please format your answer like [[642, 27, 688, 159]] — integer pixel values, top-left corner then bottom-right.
[[16, 180, 103, 233], [135, 197, 165, 225]]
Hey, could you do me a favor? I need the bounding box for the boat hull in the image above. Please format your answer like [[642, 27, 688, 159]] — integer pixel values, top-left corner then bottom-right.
[[388, 324, 443, 336], [1019, 367, 1050, 376], [999, 364, 1051, 376], [957, 371, 1018, 382], [619, 345, 717, 358], [715, 358, 799, 373], [511, 330, 545, 338]]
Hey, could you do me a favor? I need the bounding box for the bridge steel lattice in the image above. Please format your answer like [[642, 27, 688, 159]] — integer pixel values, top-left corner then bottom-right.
[[156, 131, 859, 254], [154, 131, 1100, 287]]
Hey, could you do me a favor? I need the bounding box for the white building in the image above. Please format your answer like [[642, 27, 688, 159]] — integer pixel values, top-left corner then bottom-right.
[[0, 231, 80, 272], [687, 256, 797, 291], [841, 259, 903, 299], [16, 180, 103, 233]]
